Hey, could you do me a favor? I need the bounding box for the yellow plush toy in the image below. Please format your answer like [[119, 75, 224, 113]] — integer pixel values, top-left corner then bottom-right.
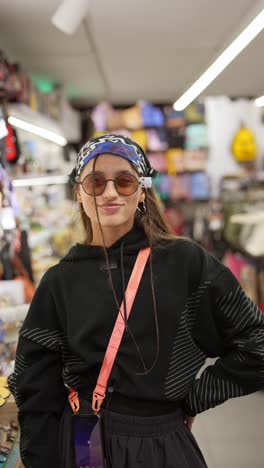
[[232, 126, 257, 162]]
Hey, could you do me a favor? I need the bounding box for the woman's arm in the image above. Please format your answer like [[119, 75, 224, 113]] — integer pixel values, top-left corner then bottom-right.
[[183, 264, 264, 417], [8, 276, 68, 467]]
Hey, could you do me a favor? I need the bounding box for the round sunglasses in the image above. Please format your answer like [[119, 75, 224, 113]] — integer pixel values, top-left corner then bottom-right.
[[76, 173, 141, 196]]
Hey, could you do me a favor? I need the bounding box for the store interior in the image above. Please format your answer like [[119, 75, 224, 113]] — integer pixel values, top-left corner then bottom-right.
[[0, 0, 264, 467]]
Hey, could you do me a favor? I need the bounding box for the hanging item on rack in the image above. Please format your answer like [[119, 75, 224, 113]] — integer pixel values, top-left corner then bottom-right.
[[147, 152, 167, 173], [164, 108, 185, 128], [166, 126, 185, 148], [121, 104, 143, 130], [191, 172, 210, 200], [185, 123, 208, 149], [0, 104, 8, 167], [166, 148, 185, 174], [0, 163, 19, 213], [229, 211, 264, 257], [106, 106, 123, 130], [139, 101, 165, 127], [192, 207, 207, 243], [184, 102, 205, 124], [91, 102, 108, 131], [231, 124, 257, 162], [4, 122, 21, 165], [5, 63, 25, 103], [147, 128, 168, 151], [131, 129, 148, 151], [0, 51, 29, 103], [0, 50, 9, 99], [184, 149, 208, 172]]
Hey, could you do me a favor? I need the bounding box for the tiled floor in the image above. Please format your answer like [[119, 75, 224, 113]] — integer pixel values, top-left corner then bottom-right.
[[192, 391, 264, 468]]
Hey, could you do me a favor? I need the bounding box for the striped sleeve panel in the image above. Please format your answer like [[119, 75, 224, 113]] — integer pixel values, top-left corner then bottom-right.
[[19, 327, 85, 388], [184, 278, 264, 416], [164, 282, 209, 400]]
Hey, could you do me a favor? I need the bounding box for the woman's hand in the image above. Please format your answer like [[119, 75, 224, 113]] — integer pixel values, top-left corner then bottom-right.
[[184, 415, 196, 431]]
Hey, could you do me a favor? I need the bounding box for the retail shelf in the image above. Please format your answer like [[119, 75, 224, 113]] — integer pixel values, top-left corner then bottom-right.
[[8, 103, 67, 146]]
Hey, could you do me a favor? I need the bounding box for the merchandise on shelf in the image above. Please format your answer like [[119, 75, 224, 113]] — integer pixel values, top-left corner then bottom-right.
[[89, 100, 210, 204], [219, 174, 264, 308], [0, 50, 82, 466]]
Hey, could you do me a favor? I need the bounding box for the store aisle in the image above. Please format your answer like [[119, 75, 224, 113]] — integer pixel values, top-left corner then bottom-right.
[[193, 391, 264, 468]]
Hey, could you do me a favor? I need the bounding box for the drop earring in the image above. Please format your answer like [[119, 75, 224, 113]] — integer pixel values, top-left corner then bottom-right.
[[137, 201, 146, 214]]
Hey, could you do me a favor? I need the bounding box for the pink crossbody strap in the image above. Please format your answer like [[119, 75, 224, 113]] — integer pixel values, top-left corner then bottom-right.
[[92, 246, 150, 412]]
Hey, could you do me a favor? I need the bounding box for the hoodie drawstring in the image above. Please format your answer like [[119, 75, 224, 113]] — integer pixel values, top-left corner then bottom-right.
[[120, 241, 128, 331]]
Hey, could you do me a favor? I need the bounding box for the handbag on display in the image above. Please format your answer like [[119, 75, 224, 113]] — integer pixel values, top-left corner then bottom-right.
[[147, 129, 168, 152], [121, 104, 143, 130], [164, 107, 185, 128], [184, 102, 205, 124], [67, 247, 150, 468], [185, 124, 208, 149], [166, 148, 185, 174], [231, 126, 257, 162], [5, 122, 21, 165], [190, 172, 210, 200], [140, 101, 165, 127], [184, 149, 208, 172], [166, 126, 186, 148], [131, 129, 148, 151], [147, 152, 167, 173], [91, 102, 109, 131], [106, 105, 124, 131]]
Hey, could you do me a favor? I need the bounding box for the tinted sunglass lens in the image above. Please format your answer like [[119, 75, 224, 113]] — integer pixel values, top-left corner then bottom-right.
[[83, 175, 106, 195], [115, 175, 138, 195]]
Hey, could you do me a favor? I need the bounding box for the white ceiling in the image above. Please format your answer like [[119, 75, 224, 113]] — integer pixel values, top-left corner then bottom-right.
[[0, 0, 264, 105]]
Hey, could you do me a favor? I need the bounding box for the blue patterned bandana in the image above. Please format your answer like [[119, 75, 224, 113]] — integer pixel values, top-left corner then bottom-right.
[[75, 134, 151, 178]]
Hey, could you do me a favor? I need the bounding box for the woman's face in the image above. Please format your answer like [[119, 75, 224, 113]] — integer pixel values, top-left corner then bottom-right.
[[77, 153, 145, 242]]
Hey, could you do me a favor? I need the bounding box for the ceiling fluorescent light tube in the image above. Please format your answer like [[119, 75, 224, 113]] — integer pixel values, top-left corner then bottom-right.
[[174, 8, 264, 111], [255, 96, 264, 107], [8, 116, 67, 146], [51, 0, 90, 35], [12, 175, 69, 187]]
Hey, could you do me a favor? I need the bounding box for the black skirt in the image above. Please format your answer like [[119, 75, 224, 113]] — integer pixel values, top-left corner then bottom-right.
[[59, 402, 207, 468]]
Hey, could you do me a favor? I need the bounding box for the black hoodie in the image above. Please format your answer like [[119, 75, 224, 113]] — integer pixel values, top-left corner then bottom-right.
[[9, 226, 264, 467]]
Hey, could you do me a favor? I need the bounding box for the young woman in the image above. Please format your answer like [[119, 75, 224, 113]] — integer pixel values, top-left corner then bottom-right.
[[9, 134, 264, 468]]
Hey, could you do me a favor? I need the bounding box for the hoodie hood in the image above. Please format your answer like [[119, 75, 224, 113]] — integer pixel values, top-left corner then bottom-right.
[[60, 225, 149, 262]]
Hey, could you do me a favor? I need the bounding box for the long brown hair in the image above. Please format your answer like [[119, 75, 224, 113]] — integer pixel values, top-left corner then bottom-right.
[[74, 185, 176, 246], [73, 158, 178, 374]]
